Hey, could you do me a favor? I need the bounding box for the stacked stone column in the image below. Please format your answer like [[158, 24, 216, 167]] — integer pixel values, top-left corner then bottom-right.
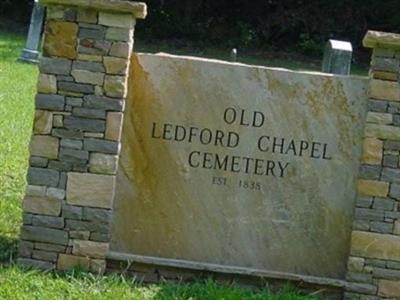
[[345, 31, 400, 299], [18, 0, 146, 272]]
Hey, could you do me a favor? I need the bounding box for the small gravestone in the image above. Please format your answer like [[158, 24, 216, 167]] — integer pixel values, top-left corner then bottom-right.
[[322, 39, 352, 75], [19, 0, 45, 63]]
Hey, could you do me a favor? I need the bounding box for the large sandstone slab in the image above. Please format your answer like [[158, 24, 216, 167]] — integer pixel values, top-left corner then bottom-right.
[[111, 54, 368, 279]]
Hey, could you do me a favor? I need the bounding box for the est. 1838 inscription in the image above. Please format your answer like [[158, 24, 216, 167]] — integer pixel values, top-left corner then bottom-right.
[[110, 53, 367, 280]]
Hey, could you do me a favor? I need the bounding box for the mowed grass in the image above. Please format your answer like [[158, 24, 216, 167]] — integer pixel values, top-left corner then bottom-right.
[[0, 30, 317, 299]]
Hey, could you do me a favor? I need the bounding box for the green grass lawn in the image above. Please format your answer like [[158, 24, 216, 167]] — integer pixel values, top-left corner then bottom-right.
[[0, 30, 320, 299]]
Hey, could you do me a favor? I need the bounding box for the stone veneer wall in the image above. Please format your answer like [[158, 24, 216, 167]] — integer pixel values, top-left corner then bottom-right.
[[344, 31, 400, 299], [17, 0, 146, 273]]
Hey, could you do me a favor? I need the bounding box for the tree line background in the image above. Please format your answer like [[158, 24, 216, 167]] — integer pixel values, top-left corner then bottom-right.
[[2, 0, 400, 58]]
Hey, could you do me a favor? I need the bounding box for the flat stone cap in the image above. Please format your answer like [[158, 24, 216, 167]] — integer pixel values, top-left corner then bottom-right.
[[363, 30, 400, 50], [39, 0, 147, 19]]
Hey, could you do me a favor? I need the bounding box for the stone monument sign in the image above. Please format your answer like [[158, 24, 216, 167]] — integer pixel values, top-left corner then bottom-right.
[[110, 53, 367, 279], [16, 0, 400, 297]]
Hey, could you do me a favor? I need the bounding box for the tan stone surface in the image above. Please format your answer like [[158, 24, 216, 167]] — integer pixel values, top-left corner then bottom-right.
[[365, 124, 400, 141], [23, 196, 62, 216], [363, 30, 400, 50], [43, 21, 78, 59], [357, 179, 389, 197], [104, 75, 126, 98], [71, 69, 104, 86], [347, 257, 364, 273], [89, 153, 118, 174], [105, 112, 123, 141], [378, 280, 400, 298], [99, 12, 135, 28], [30, 135, 59, 159], [104, 57, 128, 75], [37, 74, 57, 94], [366, 112, 393, 125], [373, 70, 398, 82], [57, 254, 90, 271], [66, 172, 115, 209], [361, 138, 383, 165], [110, 53, 368, 279], [72, 240, 109, 259], [77, 9, 98, 24], [40, 0, 147, 19], [77, 54, 103, 62], [351, 231, 400, 262], [369, 79, 400, 102], [34, 110, 53, 135]]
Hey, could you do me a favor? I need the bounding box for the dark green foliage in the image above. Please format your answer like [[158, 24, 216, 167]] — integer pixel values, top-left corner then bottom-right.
[[136, 0, 400, 56]]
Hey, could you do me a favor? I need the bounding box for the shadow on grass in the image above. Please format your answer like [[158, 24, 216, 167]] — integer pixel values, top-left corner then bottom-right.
[[0, 235, 18, 264]]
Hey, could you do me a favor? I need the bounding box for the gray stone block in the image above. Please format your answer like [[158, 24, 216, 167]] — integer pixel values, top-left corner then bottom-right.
[[66, 97, 83, 107], [370, 221, 393, 233], [52, 129, 85, 139], [36, 94, 65, 111], [59, 172, 67, 189], [32, 215, 64, 229], [62, 204, 83, 220], [394, 114, 400, 126], [39, 57, 72, 75], [383, 155, 398, 168], [359, 165, 381, 180], [90, 232, 110, 242], [30, 156, 48, 168], [35, 242, 66, 253], [78, 39, 111, 55], [354, 208, 384, 221], [372, 198, 396, 211], [32, 250, 58, 262], [387, 261, 400, 270], [72, 60, 105, 73], [356, 196, 373, 208], [17, 258, 55, 270], [346, 272, 373, 284], [365, 258, 387, 268], [21, 225, 68, 245], [18, 240, 33, 257], [72, 163, 88, 172], [353, 220, 370, 230], [72, 107, 106, 119], [59, 147, 89, 161], [64, 8, 77, 22], [372, 57, 400, 73], [373, 267, 400, 280], [344, 282, 377, 295], [79, 27, 105, 40], [48, 160, 73, 172], [106, 27, 132, 42], [381, 168, 400, 184], [23, 213, 33, 225], [373, 48, 395, 58], [384, 140, 400, 151], [368, 99, 387, 113], [83, 207, 111, 222], [65, 219, 108, 233], [57, 75, 74, 82], [84, 138, 119, 154], [388, 102, 400, 114], [83, 95, 124, 111], [389, 183, 400, 199], [64, 116, 105, 132], [385, 211, 400, 219], [59, 82, 94, 94], [27, 167, 60, 187], [60, 139, 83, 150]]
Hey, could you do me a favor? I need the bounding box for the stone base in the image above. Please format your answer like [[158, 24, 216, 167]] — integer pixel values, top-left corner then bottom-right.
[[106, 252, 345, 300], [18, 48, 40, 64]]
